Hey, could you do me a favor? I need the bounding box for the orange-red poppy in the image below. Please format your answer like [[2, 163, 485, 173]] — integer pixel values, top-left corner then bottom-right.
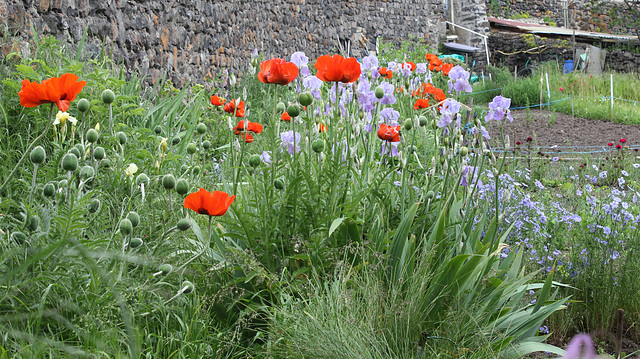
[[379, 67, 393, 79], [19, 73, 86, 112], [314, 54, 361, 83], [317, 122, 327, 132], [377, 123, 400, 142], [413, 83, 446, 103], [233, 120, 263, 135], [403, 61, 417, 71], [441, 63, 454, 76], [184, 188, 235, 216], [281, 111, 291, 121], [258, 58, 299, 85], [428, 58, 443, 72], [211, 95, 225, 106], [224, 100, 246, 117], [240, 132, 254, 143], [425, 53, 438, 62], [414, 98, 429, 109]]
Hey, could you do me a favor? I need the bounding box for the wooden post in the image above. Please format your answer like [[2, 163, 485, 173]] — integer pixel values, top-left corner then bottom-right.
[[515, 65, 518, 81]]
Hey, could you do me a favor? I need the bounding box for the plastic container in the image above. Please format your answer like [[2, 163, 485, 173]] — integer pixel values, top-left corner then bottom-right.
[[563, 60, 574, 74]]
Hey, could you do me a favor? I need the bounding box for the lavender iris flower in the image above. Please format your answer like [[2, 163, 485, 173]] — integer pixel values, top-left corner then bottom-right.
[[378, 81, 396, 105], [303, 75, 323, 100], [485, 95, 514, 123], [416, 63, 427, 74], [437, 98, 461, 128], [447, 66, 472, 93], [380, 107, 400, 126], [290, 51, 309, 68], [281, 131, 301, 154], [260, 151, 272, 164], [361, 55, 379, 71]]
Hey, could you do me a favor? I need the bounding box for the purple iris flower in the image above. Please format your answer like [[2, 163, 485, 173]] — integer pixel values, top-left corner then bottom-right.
[[281, 131, 301, 154], [361, 55, 379, 71], [380, 107, 400, 126], [290, 51, 309, 68], [485, 95, 514, 123], [357, 78, 377, 112], [416, 63, 427, 74], [378, 81, 396, 105], [447, 66, 472, 93], [260, 151, 272, 164], [303, 75, 323, 100], [437, 98, 461, 128], [381, 141, 399, 157]]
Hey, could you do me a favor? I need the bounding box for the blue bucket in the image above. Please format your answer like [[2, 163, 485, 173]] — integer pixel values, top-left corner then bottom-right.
[[563, 60, 574, 74]]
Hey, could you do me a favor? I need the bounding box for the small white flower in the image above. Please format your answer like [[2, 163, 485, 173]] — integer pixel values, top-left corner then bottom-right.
[[124, 163, 138, 179]]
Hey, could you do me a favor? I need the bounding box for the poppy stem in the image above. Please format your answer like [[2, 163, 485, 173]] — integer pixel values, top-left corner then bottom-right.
[[109, 104, 113, 135], [0, 103, 55, 195], [29, 163, 39, 202]]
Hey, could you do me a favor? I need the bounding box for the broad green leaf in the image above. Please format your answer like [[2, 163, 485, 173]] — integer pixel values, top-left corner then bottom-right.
[[328, 217, 346, 237]]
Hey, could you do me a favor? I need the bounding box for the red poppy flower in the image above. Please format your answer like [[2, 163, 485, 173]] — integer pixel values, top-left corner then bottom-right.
[[414, 98, 429, 109], [377, 123, 400, 142], [425, 53, 438, 62], [413, 83, 445, 103], [19, 73, 86, 112], [616, 144, 622, 149], [184, 188, 235, 216], [428, 58, 443, 71], [240, 132, 254, 143], [608, 143, 614, 146], [379, 67, 393, 79], [314, 54, 361, 83], [281, 111, 291, 122], [211, 95, 225, 106], [233, 120, 263, 135], [620, 138, 627, 143], [441, 63, 454, 76], [224, 100, 246, 117], [317, 122, 328, 132], [516, 141, 522, 145], [403, 61, 417, 71], [258, 58, 299, 85]]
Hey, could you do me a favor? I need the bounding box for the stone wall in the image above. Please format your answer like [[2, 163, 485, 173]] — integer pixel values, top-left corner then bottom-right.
[[0, 0, 449, 87]]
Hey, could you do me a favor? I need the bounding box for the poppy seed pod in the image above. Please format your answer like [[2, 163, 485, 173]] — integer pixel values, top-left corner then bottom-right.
[[186, 143, 197, 154], [27, 216, 39, 231], [180, 164, 189, 174], [403, 119, 413, 131], [181, 281, 195, 294], [202, 140, 211, 150], [135, 173, 150, 186], [374, 86, 384, 99], [159, 264, 173, 275], [248, 154, 261, 168], [43, 183, 56, 197], [162, 174, 176, 190], [426, 190, 435, 199], [30, 146, 46, 164], [274, 178, 284, 190], [176, 178, 189, 195], [419, 116, 428, 127], [312, 139, 325, 153], [196, 123, 207, 135], [99, 158, 111, 168], [101, 89, 115, 104], [176, 218, 191, 231], [460, 146, 469, 156], [86, 128, 99, 143], [79, 165, 95, 180], [126, 211, 140, 228], [62, 153, 78, 172], [119, 218, 133, 235], [88, 198, 101, 213], [154, 125, 163, 135], [276, 102, 286, 113], [11, 231, 27, 245], [69, 147, 81, 158], [171, 137, 181, 145], [116, 132, 127, 145], [286, 104, 300, 118], [77, 98, 90, 112], [93, 147, 105, 160], [129, 237, 143, 248], [192, 166, 201, 176], [299, 91, 313, 106]]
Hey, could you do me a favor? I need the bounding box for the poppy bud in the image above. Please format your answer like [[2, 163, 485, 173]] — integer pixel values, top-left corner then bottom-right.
[[202, 140, 211, 150], [27, 216, 39, 231], [274, 178, 284, 190], [444, 137, 450, 147], [154, 125, 163, 135], [79, 165, 95, 180], [77, 98, 91, 112], [62, 153, 78, 172], [287, 104, 300, 118], [403, 118, 413, 131], [100, 159, 111, 168], [69, 147, 81, 158], [196, 123, 207, 135], [126, 211, 140, 228], [187, 143, 197, 154], [162, 174, 176, 190], [43, 183, 56, 197], [312, 139, 325, 153], [460, 146, 469, 156], [136, 173, 150, 185], [88, 198, 101, 213], [181, 281, 195, 294], [180, 164, 189, 174], [176, 218, 191, 231], [158, 264, 173, 275], [59, 179, 68, 189], [11, 231, 27, 245], [172, 137, 181, 145], [299, 92, 313, 106], [426, 190, 435, 199], [130, 237, 143, 248], [119, 218, 133, 235], [30, 146, 46, 164], [176, 178, 189, 195], [276, 102, 286, 113], [116, 132, 127, 145], [192, 166, 201, 176], [93, 146, 105, 160], [419, 116, 428, 127], [248, 154, 261, 167], [101, 89, 115, 104], [374, 86, 384, 99], [86, 129, 99, 143]]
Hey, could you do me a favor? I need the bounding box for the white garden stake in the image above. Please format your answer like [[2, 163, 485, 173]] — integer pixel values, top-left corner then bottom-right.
[[611, 74, 614, 119], [545, 73, 551, 110]]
